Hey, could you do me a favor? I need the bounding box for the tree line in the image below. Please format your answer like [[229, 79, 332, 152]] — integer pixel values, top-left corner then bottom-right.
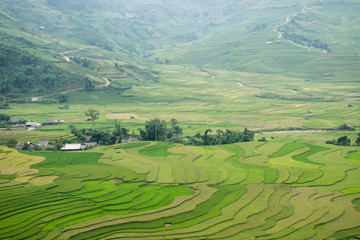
[[82, 108, 254, 146], [326, 134, 360, 146]]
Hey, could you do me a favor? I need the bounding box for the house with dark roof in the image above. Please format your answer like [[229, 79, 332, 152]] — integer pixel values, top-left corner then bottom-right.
[[82, 142, 98, 149], [34, 140, 55, 150], [43, 119, 59, 125], [9, 118, 23, 124], [15, 142, 37, 150]]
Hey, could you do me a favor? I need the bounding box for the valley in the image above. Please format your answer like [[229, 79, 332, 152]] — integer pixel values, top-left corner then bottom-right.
[[0, 0, 359, 239]]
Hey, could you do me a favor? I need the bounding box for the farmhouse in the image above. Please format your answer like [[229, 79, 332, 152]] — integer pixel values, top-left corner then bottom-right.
[[43, 119, 59, 125], [60, 143, 83, 151], [15, 142, 37, 150], [121, 137, 139, 143], [83, 142, 98, 149], [9, 118, 23, 124], [25, 122, 41, 128], [34, 140, 55, 149]]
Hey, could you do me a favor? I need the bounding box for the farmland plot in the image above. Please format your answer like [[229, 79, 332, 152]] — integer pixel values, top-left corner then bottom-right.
[[0, 137, 359, 239]]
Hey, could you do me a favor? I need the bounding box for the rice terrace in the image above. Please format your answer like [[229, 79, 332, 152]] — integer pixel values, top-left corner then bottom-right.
[[0, 0, 360, 239]]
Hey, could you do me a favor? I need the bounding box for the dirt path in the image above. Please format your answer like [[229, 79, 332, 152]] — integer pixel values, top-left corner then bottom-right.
[[273, 5, 326, 54], [63, 56, 70, 62], [236, 82, 245, 87], [96, 78, 110, 89], [273, 16, 292, 39]]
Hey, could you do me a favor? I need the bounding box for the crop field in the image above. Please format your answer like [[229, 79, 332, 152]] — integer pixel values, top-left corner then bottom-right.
[[0, 130, 71, 145], [0, 133, 359, 239], [4, 62, 360, 136]]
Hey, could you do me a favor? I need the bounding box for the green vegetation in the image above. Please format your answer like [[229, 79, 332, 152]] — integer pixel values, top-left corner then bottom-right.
[[0, 133, 359, 239], [0, 0, 359, 239]]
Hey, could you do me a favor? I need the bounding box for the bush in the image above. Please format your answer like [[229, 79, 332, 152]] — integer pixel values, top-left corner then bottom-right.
[[337, 124, 355, 131], [7, 139, 18, 148]]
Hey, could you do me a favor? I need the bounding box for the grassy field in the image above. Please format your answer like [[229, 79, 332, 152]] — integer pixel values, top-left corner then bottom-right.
[[2, 60, 359, 137], [0, 133, 359, 239], [0, 0, 359, 238]]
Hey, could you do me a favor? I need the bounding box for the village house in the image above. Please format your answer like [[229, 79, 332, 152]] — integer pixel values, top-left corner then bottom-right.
[[9, 118, 23, 124], [34, 140, 55, 150], [15, 142, 37, 150], [25, 122, 41, 128], [121, 137, 139, 143], [43, 119, 59, 125], [60, 143, 83, 151], [82, 142, 98, 149]]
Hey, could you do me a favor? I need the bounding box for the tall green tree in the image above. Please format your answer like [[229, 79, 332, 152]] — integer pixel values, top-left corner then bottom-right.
[[85, 108, 99, 132], [356, 133, 360, 146], [139, 118, 167, 141]]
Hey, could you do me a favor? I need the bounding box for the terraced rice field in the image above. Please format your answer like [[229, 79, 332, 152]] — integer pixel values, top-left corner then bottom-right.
[[0, 137, 359, 239]]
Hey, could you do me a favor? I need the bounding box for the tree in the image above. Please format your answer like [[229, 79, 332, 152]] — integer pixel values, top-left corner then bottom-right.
[[337, 136, 351, 146], [202, 129, 212, 145], [7, 139, 18, 148], [139, 118, 167, 141], [85, 108, 99, 132], [84, 77, 95, 91], [216, 130, 223, 145], [112, 120, 129, 143], [356, 133, 360, 146]]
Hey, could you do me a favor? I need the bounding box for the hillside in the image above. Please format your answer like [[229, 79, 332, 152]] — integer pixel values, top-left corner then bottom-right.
[[1, 0, 359, 98]]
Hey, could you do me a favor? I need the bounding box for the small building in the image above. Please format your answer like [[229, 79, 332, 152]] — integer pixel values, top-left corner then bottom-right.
[[82, 142, 98, 149], [43, 119, 59, 125], [308, 109, 313, 113], [34, 140, 55, 150], [131, 116, 136, 119], [25, 122, 41, 128], [305, 116, 309, 120], [61, 143, 83, 151], [322, 73, 333, 77], [15, 142, 37, 150], [121, 137, 139, 143], [31, 97, 43, 102], [9, 118, 23, 124], [348, 104, 353, 107]]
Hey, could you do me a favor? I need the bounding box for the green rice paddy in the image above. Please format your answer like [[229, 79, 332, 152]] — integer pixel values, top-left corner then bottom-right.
[[0, 133, 359, 239]]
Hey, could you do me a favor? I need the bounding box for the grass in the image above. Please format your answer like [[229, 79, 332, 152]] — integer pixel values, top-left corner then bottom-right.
[[0, 134, 359, 239], [139, 142, 180, 157], [0, 1, 359, 238]]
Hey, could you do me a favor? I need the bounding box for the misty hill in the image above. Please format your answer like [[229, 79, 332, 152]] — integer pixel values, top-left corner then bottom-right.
[[0, 0, 359, 97]]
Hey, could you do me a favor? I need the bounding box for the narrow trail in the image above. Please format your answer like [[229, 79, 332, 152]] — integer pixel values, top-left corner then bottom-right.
[[273, 4, 326, 54], [236, 82, 245, 87]]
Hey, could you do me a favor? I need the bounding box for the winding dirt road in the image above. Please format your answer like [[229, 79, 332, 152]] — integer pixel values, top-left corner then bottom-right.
[[273, 5, 326, 54]]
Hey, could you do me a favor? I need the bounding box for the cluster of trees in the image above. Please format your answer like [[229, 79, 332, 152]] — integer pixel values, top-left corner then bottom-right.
[[283, 32, 329, 51], [70, 56, 91, 68], [0, 100, 10, 109], [187, 128, 254, 146], [326, 134, 360, 146], [86, 110, 253, 146], [0, 44, 87, 96], [139, 118, 182, 142], [0, 114, 26, 128], [84, 77, 95, 91], [70, 120, 130, 146]]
